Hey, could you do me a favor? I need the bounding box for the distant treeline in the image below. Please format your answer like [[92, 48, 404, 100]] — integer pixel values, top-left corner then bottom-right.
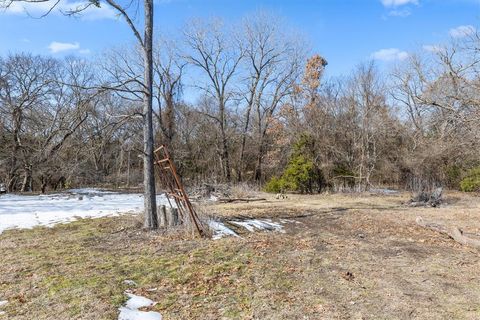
[[1, 13, 479, 193]]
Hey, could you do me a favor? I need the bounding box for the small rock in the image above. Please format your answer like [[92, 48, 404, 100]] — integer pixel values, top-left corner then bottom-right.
[[0, 301, 7, 307]]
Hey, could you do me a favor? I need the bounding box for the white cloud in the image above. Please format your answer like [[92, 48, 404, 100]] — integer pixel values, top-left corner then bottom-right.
[[388, 8, 411, 17], [48, 41, 80, 53], [1, 0, 116, 20], [423, 44, 443, 53], [449, 25, 476, 38], [78, 49, 91, 55], [371, 48, 409, 62], [381, 0, 418, 7]]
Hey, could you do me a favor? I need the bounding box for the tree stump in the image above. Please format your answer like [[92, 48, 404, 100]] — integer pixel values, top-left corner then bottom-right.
[[167, 207, 179, 227], [157, 206, 180, 228], [158, 205, 167, 227]]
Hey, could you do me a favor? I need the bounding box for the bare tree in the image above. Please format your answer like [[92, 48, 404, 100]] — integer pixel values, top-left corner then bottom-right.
[[240, 13, 306, 182], [0, 55, 94, 192], [0, 0, 159, 228], [183, 19, 243, 182], [152, 38, 186, 153], [0, 54, 57, 191]]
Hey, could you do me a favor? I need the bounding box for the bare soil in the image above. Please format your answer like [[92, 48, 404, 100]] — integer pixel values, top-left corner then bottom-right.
[[1, 191, 479, 319]]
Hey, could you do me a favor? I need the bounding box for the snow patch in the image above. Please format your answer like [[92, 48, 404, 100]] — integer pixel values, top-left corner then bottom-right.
[[118, 292, 162, 320], [0, 189, 169, 234], [209, 218, 286, 240], [208, 195, 219, 202], [230, 219, 284, 233], [370, 188, 399, 195], [0, 300, 6, 317], [208, 220, 239, 240]]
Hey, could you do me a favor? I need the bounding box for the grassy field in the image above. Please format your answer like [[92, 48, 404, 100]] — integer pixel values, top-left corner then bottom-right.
[[1, 191, 480, 319]]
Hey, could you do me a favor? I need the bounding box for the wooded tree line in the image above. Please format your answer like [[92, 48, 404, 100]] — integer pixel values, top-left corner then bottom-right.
[[1, 13, 479, 193]]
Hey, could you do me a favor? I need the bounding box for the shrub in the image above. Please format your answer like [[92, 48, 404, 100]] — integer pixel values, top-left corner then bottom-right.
[[281, 155, 319, 193], [264, 176, 285, 193], [460, 167, 480, 192], [444, 165, 462, 189], [265, 135, 324, 194]]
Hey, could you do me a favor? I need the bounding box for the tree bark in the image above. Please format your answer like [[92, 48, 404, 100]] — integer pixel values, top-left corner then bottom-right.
[[8, 107, 22, 192], [20, 164, 32, 192], [158, 205, 167, 227], [142, 0, 158, 229], [254, 142, 263, 182], [219, 100, 231, 182]]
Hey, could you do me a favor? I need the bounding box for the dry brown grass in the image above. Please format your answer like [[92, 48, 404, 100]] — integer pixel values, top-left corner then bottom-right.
[[1, 191, 479, 319]]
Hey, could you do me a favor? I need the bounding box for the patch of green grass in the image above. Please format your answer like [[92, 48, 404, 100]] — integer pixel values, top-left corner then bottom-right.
[[0, 217, 265, 319]]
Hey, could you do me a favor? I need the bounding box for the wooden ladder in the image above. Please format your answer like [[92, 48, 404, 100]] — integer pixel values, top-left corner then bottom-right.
[[153, 145, 204, 236]]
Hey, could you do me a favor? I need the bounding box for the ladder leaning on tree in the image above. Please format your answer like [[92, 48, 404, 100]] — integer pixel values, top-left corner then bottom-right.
[[153, 145, 205, 237]]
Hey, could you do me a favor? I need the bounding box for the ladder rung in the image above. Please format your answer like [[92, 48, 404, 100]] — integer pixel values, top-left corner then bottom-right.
[[155, 159, 169, 164]]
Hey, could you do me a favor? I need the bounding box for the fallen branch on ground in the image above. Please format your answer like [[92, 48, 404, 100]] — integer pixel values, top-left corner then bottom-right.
[[218, 198, 266, 203], [416, 217, 480, 249]]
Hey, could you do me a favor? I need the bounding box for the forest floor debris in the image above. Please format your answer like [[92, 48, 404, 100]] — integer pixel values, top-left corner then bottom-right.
[[1, 191, 479, 319], [408, 187, 444, 207], [190, 183, 259, 203]]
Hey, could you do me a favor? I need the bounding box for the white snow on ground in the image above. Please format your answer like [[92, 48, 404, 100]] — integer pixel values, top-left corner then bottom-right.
[[370, 188, 399, 194], [230, 219, 284, 233], [118, 292, 162, 320], [0, 300, 7, 316], [0, 189, 169, 234], [209, 218, 286, 240], [208, 220, 239, 239]]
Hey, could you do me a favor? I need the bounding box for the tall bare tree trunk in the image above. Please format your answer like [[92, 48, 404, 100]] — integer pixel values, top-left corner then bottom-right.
[[143, 0, 158, 229], [8, 107, 22, 192], [126, 149, 131, 188], [238, 101, 254, 182], [21, 164, 32, 192], [219, 100, 231, 182]]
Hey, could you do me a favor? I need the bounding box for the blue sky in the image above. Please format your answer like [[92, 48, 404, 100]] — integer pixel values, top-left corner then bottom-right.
[[1, 0, 479, 77]]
